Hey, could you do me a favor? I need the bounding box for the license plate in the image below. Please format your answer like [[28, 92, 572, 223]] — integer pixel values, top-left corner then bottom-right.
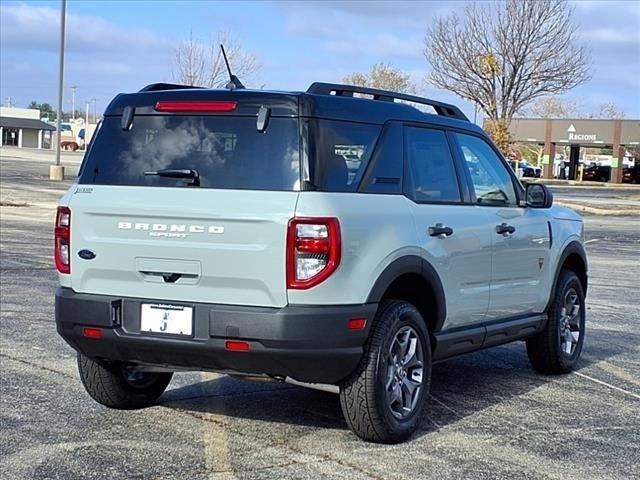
[[140, 303, 193, 336]]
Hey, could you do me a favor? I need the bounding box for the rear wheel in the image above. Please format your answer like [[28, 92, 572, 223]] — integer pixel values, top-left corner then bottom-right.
[[77, 353, 173, 409], [340, 300, 431, 443], [527, 270, 585, 374]]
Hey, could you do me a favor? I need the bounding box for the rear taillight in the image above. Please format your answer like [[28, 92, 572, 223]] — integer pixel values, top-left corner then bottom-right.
[[55, 206, 71, 274], [287, 217, 341, 289]]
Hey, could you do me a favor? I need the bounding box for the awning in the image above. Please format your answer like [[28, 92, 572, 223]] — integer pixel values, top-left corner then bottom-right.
[[0, 116, 56, 131]]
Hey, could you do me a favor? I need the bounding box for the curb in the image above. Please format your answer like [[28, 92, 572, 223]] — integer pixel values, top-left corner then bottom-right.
[[556, 201, 640, 216]]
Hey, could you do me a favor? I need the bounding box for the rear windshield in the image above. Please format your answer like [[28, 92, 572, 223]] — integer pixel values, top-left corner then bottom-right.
[[79, 116, 300, 191]]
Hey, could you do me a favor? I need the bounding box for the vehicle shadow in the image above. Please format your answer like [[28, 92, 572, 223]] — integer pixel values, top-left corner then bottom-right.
[[158, 330, 633, 442]]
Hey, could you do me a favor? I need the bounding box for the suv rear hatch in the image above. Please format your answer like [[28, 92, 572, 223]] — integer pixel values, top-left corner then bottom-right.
[[68, 91, 301, 307]]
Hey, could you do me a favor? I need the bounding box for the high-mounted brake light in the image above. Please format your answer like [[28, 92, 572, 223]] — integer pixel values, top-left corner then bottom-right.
[[154, 100, 237, 113], [55, 206, 71, 274], [287, 217, 341, 289]]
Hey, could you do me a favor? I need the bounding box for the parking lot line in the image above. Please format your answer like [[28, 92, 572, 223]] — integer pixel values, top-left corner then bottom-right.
[[572, 371, 640, 400]]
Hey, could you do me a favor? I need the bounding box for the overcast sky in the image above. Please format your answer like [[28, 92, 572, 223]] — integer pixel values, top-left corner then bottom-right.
[[1, 0, 639, 121]]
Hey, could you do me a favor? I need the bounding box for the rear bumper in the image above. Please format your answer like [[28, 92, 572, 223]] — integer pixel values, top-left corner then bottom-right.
[[55, 288, 377, 384]]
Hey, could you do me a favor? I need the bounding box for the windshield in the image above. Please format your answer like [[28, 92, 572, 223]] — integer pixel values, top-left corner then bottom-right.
[[79, 115, 300, 191]]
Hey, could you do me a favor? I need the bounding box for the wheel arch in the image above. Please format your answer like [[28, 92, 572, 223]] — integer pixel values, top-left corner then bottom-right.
[[546, 240, 588, 312], [366, 255, 447, 333]]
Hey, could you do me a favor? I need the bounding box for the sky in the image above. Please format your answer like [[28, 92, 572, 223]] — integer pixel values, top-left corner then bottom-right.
[[1, 0, 639, 122]]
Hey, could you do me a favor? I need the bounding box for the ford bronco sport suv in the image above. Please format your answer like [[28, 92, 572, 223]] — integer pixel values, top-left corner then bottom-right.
[[55, 82, 587, 443]]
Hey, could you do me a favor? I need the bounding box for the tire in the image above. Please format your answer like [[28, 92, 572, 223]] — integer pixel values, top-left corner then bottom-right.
[[526, 270, 586, 374], [77, 353, 173, 409], [340, 300, 431, 443]]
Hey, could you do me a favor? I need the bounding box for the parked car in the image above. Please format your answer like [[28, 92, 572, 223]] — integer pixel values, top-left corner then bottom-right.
[[55, 82, 588, 443], [582, 165, 611, 182], [519, 161, 542, 178], [622, 165, 640, 184]]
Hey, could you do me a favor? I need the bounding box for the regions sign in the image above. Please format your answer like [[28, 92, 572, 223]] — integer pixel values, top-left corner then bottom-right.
[[567, 124, 597, 142]]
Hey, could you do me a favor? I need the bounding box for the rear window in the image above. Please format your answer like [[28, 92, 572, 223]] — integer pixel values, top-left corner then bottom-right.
[[79, 116, 300, 191], [309, 120, 381, 192]]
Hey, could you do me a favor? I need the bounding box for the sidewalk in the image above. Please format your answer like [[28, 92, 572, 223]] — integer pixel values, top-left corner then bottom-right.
[[530, 177, 639, 190]]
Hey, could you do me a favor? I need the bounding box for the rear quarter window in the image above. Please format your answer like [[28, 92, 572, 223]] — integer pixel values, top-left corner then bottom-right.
[[309, 120, 381, 192]]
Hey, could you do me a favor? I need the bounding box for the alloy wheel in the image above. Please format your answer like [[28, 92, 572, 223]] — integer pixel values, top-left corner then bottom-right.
[[385, 326, 424, 418], [559, 287, 581, 356]]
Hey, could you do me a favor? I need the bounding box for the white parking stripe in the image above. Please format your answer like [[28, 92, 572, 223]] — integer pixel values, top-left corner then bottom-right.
[[572, 371, 640, 400]]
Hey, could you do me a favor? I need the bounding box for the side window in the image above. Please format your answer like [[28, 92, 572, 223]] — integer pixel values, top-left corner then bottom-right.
[[310, 120, 381, 192], [456, 134, 517, 206], [405, 127, 461, 203]]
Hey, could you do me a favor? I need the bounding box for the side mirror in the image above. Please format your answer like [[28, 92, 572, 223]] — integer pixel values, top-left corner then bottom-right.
[[526, 183, 553, 208]]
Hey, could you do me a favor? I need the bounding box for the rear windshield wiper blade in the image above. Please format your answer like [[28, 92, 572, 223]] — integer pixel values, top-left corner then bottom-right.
[[144, 168, 200, 186]]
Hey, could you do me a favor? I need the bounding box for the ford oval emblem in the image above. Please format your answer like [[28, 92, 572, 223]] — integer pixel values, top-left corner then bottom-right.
[[78, 249, 96, 260]]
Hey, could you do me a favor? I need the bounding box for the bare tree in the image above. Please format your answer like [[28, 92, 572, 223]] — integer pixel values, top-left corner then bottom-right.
[[528, 96, 579, 118], [344, 63, 417, 94], [424, 0, 590, 150], [590, 102, 625, 119], [172, 30, 260, 88]]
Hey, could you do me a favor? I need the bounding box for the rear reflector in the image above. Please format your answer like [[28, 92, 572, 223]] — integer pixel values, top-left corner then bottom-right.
[[83, 327, 103, 340], [348, 318, 367, 330], [154, 100, 237, 113], [225, 340, 250, 352]]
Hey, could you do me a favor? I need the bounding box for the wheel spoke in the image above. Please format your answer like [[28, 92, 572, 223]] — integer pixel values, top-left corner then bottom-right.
[[402, 337, 418, 366], [385, 365, 395, 391], [390, 383, 402, 406], [570, 331, 580, 344]]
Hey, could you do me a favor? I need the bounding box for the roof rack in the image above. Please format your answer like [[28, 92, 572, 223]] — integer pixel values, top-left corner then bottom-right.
[[138, 83, 204, 92], [307, 82, 469, 121]]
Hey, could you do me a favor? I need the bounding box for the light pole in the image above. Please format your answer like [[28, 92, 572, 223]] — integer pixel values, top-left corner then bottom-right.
[[71, 85, 77, 119], [91, 98, 97, 123], [50, 0, 66, 181]]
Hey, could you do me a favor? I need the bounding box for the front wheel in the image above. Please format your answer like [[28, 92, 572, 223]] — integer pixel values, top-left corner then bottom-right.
[[340, 300, 431, 443], [77, 353, 173, 409], [527, 270, 586, 374]]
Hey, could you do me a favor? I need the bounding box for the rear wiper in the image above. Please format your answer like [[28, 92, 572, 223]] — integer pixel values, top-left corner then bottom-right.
[[144, 168, 200, 186]]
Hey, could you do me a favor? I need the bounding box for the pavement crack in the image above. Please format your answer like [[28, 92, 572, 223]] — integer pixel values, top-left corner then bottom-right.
[[0, 352, 75, 379]]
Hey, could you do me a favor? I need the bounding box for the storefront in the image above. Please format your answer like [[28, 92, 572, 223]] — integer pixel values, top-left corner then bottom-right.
[[507, 118, 640, 183]]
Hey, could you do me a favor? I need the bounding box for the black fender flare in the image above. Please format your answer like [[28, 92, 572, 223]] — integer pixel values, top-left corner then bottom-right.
[[545, 240, 588, 311], [366, 255, 447, 332]]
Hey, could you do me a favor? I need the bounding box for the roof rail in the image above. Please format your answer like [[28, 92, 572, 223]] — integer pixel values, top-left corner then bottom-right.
[[307, 82, 469, 121], [138, 83, 204, 92]]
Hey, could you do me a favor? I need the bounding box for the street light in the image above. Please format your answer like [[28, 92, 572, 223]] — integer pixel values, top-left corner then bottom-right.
[[50, 0, 66, 181]]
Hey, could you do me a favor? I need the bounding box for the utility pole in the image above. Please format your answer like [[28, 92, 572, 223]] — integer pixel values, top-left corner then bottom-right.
[[50, 0, 66, 181], [85, 102, 90, 147], [90, 98, 97, 123], [71, 85, 77, 119]]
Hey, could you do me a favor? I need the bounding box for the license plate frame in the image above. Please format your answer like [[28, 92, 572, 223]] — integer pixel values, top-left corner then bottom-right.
[[140, 303, 193, 336]]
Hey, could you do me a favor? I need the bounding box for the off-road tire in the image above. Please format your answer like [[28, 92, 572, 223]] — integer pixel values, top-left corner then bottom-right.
[[77, 353, 173, 409], [339, 300, 431, 443], [527, 270, 586, 374]]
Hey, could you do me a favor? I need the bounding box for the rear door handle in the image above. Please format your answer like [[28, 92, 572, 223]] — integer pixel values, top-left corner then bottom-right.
[[428, 223, 454, 238], [496, 223, 516, 236]]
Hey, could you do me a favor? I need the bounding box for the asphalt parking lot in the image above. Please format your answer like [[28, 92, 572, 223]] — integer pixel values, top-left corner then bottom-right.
[[1, 150, 639, 480]]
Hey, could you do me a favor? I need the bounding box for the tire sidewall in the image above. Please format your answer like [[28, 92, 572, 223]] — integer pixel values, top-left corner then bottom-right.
[[373, 304, 431, 438]]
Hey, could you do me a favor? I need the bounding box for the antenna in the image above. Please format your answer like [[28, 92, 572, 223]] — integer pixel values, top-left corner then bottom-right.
[[220, 44, 245, 90]]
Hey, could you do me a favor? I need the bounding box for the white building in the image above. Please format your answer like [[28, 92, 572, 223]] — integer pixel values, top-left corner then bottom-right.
[[0, 107, 56, 149]]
